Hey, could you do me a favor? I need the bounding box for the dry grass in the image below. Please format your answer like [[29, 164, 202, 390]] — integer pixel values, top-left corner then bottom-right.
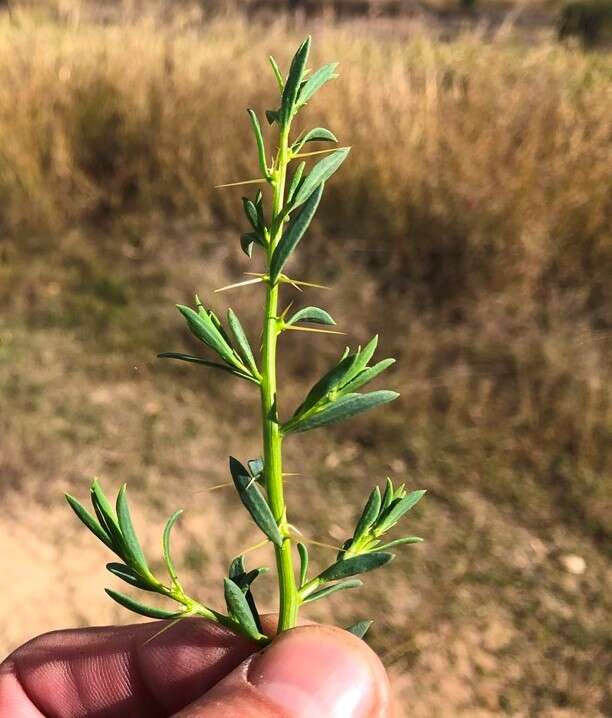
[[0, 4, 611, 717]]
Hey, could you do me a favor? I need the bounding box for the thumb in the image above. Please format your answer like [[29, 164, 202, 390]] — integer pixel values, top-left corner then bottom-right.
[[172, 624, 392, 718]]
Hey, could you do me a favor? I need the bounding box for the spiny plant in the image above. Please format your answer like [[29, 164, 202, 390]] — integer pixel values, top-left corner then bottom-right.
[[65, 37, 425, 644]]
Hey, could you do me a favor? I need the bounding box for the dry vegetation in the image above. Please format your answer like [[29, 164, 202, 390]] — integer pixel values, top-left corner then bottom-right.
[[0, 3, 611, 716]]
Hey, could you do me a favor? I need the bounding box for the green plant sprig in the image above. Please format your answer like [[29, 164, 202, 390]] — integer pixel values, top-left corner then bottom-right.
[[66, 36, 425, 645], [66, 480, 269, 644]]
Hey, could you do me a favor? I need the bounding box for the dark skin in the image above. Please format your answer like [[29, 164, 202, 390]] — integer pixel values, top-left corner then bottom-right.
[[0, 618, 392, 717]]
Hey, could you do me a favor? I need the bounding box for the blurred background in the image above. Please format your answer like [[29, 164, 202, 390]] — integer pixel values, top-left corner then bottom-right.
[[0, 1, 610, 715]]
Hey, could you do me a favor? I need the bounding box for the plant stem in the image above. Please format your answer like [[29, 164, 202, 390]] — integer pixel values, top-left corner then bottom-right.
[[262, 123, 299, 632]]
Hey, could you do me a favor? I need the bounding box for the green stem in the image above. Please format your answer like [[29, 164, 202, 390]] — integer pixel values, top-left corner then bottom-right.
[[262, 123, 299, 632]]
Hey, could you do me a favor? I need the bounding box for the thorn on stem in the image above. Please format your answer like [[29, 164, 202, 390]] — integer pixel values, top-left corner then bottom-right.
[[215, 277, 264, 293], [142, 615, 189, 646], [236, 538, 271, 557], [284, 325, 345, 335], [287, 530, 343, 552], [215, 178, 267, 189], [279, 274, 330, 290]]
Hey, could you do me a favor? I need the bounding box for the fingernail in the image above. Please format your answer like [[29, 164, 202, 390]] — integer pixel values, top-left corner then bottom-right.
[[248, 626, 378, 718]]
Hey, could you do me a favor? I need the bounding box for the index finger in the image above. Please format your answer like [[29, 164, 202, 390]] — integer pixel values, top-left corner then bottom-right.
[[0, 618, 260, 718]]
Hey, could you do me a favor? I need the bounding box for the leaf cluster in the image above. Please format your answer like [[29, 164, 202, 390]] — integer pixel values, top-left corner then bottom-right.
[[240, 37, 348, 282], [66, 481, 269, 643], [283, 336, 398, 434], [296, 478, 425, 614], [159, 296, 260, 384], [66, 481, 192, 620]]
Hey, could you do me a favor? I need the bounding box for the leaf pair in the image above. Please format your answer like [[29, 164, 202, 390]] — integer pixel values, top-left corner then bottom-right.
[[225, 556, 268, 641], [282, 336, 398, 435], [280, 36, 311, 125], [298, 544, 393, 606], [67, 481, 152, 579], [298, 479, 424, 608], [296, 543, 363, 605], [159, 299, 260, 383]]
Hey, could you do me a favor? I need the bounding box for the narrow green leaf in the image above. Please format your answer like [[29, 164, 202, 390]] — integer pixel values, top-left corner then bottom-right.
[[247, 109, 269, 179], [293, 127, 338, 153], [163, 509, 183, 586], [380, 477, 394, 514], [65, 494, 113, 550], [297, 542, 309, 588], [318, 552, 394, 581], [229, 457, 283, 547], [223, 578, 262, 640], [242, 197, 259, 230], [90, 479, 117, 528], [202, 307, 236, 352], [227, 309, 259, 377], [116, 485, 150, 575], [346, 620, 373, 639], [159, 352, 256, 382], [286, 306, 336, 327], [270, 182, 324, 284], [340, 358, 395, 395], [106, 563, 153, 591], [376, 490, 427, 533], [284, 391, 399, 435], [377, 537, 424, 551], [303, 579, 362, 604], [269, 55, 284, 91], [342, 335, 378, 386], [292, 148, 350, 208], [353, 487, 382, 541], [158, 352, 258, 383], [296, 63, 339, 108], [105, 588, 182, 619], [90, 480, 124, 553], [281, 36, 311, 124], [287, 161, 306, 204], [176, 305, 239, 368]]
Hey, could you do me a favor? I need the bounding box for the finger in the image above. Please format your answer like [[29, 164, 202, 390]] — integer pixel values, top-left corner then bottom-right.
[[0, 618, 259, 718], [172, 624, 392, 718]]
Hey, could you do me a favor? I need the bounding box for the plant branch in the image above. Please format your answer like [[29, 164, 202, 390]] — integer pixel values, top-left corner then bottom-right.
[[262, 122, 299, 632]]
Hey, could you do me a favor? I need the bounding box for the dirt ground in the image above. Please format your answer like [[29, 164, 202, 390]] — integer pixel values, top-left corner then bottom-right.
[[1, 222, 610, 717]]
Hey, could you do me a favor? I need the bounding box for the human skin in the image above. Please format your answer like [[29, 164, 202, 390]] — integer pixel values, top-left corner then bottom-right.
[[0, 618, 393, 717]]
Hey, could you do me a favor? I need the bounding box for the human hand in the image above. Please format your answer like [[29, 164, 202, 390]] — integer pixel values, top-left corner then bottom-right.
[[0, 618, 392, 717]]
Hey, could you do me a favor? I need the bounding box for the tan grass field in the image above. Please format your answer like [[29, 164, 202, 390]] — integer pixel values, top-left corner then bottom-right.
[[0, 3, 611, 716]]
